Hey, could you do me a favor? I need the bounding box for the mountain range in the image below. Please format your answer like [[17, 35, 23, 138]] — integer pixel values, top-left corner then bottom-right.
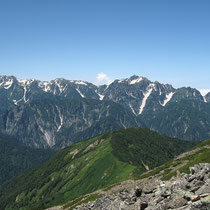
[[0, 75, 209, 113], [0, 75, 210, 149]]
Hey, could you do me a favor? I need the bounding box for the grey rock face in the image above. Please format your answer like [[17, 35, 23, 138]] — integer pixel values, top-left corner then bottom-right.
[[74, 163, 210, 210], [0, 99, 141, 149]]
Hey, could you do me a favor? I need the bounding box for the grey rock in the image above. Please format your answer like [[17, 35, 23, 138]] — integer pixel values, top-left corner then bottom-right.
[[74, 163, 210, 210], [167, 197, 188, 209], [196, 182, 210, 195], [143, 184, 156, 194], [187, 180, 205, 192], [140, 202, 148, 210], [135, 188, 142, 197]]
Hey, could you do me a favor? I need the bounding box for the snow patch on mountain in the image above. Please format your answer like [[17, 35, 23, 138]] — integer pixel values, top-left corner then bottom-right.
[[38, 82, 51, 92], [55, 80, 66, 94], [23, 86, 28, 103], [18, 79, 28, 85], [98, 93, 104, 100], [129, 77, 142, 84], [18, 79, 35, 86], [139, 84, 155, 114], [120, 119, 126, 128], [203, 96, 207, 103], [57, 107, 64, 132], [129, 103, 136, 115], [4, 79, 13, 89], [184, 124, 189, 134], [94, 90, 104, 100], [198, 89, 210, 96], [76, 88, 85, 98], [13, 97, 23, 105], [117, 79, 124, 83], [73, 81, 87, 86], [161, 92, 174, 106], [104, 84, 110, 91], [198, 89, 210, 103]]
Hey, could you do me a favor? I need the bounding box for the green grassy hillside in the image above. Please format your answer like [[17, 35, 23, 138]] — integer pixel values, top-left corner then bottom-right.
[[137, 139, 210, 181], [0, 127, 195, 210], [65, 138, 210, 210]]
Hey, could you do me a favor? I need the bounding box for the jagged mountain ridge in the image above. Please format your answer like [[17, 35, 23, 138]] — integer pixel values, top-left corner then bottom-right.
[[0, 75, 209, 114], [0, 75, 210, 145], [0, 75, 99, 112], [0, 98, 142, 149]]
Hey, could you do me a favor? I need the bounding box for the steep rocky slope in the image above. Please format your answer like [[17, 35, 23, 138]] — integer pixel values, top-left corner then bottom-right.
[[0, 99, 142, 149], [74, 163, 210, 210], [141, 99, 210, 141]]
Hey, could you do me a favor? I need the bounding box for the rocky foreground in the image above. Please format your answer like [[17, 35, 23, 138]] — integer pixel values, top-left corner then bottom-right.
[[75, 163, 210, 210]]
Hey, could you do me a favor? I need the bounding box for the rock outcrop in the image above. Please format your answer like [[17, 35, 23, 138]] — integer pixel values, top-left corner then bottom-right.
[[75, 163, 210, 210]]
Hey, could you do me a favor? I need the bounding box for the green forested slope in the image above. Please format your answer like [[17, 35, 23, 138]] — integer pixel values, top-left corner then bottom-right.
[[0, 128, 195, 210], [137, 139, 210, 182], [0, 133, 54, 185]]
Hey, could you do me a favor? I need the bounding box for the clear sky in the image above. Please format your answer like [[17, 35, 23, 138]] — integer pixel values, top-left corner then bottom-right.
[[0, 0, 209, 93]]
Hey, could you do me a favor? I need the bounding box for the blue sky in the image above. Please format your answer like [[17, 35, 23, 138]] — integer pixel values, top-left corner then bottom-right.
[[0, 0, 209, 93]]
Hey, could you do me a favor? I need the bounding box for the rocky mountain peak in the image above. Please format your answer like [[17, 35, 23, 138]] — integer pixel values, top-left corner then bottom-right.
[[172, 87, 204, 102], [0, 75, 17, 89], [114, 75, 149, 85], [0, 75, 16, 81], [129, 75, 149, 82], [17, 78, 36, 86]]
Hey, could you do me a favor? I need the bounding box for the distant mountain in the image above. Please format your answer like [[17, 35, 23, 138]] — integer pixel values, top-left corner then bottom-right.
[[0, 98, 142, 149], [141, 99, 210, 141], [0, 75, 208, 114], [0, 75, 209, 144], [0, 75, 100, 112], [0, 127, 195, 210], [100, 75, 175, 115], [0, 133, 54, 185]]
